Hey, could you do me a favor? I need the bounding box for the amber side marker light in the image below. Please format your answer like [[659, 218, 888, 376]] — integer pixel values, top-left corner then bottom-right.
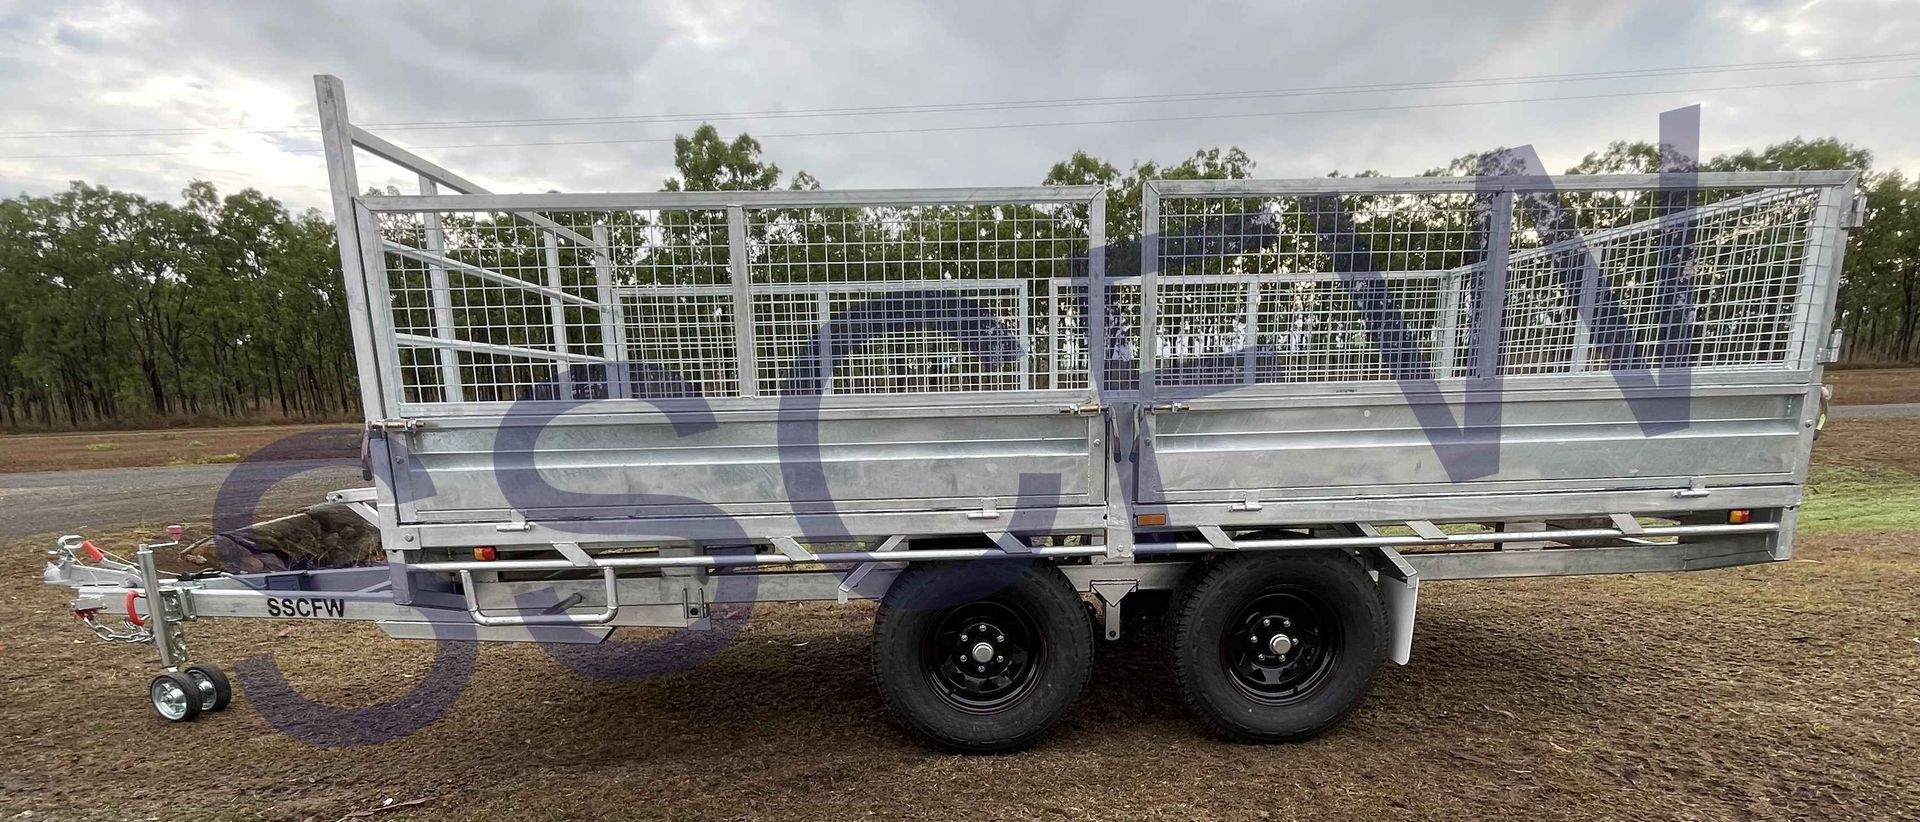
[[1728, 509, 1752, 524], [1134, 513, 1168, 527], [473, 546, 499, 561]]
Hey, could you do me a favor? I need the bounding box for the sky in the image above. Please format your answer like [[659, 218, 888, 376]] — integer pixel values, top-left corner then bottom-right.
[[0, 0, 1914, 216]]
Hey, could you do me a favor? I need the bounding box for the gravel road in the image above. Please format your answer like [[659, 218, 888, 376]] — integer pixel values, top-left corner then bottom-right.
[[1829, 401, 1920, 419], [0, 459, 366, 541]]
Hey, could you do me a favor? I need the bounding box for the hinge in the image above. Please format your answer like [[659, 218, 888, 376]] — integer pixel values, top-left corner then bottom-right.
[[1819, 327, 1845, 363], [1146, 402, 1190, 414], [1842, 192, 1869, 229], [1059, 402, 1106, 416], [368, 418, 424, 433], [1674, 477, 1712, 499], [965, 498, 1002, 520]]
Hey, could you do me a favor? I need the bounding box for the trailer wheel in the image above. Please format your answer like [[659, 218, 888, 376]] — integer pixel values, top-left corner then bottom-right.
[[872, 563, 1093, 753], [149, 671, 203, 722], [185, 663, 233, 712], [1169, 551, 1385, 743]]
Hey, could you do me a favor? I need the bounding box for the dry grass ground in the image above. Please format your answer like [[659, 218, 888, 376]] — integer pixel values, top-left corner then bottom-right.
[[0, 422, 1916, 820], [0, 425, 359, 474], [1826, 367, 1920, 406]]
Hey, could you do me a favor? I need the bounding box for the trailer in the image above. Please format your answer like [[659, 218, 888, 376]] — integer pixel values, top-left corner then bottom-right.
[[43, 76, 1862, 752]]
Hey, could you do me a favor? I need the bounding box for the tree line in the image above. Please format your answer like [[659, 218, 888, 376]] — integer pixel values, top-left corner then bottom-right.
[[1, 124, 1915, 430], [0, 182, 352, 430]]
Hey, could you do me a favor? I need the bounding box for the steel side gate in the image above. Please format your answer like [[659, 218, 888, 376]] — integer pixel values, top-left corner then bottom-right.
[[1130, 172, 1853, 529], [346, 185, 1131, 575]]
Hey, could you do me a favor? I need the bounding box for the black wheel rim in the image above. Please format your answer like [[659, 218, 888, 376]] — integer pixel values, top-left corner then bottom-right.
[[1218, 585, 1342, 705], [920, 599, 1043, 714]]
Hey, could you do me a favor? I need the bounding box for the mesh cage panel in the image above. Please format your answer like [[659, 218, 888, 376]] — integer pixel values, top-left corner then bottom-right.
[[1152, 183, 1829, 388], [374, 196, 1098, 405]]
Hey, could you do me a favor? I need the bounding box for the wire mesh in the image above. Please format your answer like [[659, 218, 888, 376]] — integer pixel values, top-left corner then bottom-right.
[[375, 195, 1097, 405], [370, 180, 1831, 407], [742, 200, 1090, 396], [377, 208, 731, 404], [1154, 192, 1484, 386], [1153, 182, 1832, 388], [1047, 279, 1141, 391], [1515, 186, 1824, 374]]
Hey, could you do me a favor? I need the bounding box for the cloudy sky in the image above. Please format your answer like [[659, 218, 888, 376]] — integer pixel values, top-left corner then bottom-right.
[[0, 0, 1914, 215]]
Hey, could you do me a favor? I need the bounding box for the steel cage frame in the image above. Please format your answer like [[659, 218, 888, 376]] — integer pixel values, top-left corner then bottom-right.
[[354, 184, 1110, 417], [284, 73, 1847, 627]]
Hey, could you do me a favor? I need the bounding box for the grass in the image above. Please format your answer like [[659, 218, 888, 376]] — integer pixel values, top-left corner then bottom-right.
[[1824, 366, 1920, 405], [165, 452, 246, 467], [0, 424, 358, 473], [1801, 464, 1920, 534]]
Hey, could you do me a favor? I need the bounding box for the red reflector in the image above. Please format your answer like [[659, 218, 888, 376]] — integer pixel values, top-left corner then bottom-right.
[[473, 546, 498, 562], [80, 540, 105, 563], [1728, 509, 1752, 524]]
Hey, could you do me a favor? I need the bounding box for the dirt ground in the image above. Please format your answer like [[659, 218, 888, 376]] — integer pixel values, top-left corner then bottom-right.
[[0, 424, 359, 474], [1, 425, 1917, 820], [1826, 367, 1920, 406], [1813, 417, 1920, 476]]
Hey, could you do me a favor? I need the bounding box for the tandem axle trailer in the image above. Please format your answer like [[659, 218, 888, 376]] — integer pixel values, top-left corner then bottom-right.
[[44, 76, 1860, 750]]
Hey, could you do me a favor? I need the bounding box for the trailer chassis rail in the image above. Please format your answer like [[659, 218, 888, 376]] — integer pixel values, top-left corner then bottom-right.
[[46, 511, 1784, 653]]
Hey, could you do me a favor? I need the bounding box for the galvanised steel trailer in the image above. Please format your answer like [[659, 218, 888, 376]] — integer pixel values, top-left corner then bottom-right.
[[44, 76, 1862, 751]]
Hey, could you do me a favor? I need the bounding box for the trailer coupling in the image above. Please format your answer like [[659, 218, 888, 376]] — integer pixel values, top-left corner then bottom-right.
[[44, 533, 235, 721]]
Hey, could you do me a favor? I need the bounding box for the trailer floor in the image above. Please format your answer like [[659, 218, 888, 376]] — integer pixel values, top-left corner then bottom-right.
[[2, 428, 1918, 820]]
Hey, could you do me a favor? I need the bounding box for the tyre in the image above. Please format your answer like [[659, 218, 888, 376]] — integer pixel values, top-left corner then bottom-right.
[[149, 671, 203, 722], [184, 663, 233, 712], [1169, 551, 1385, 743], [872, 562, 1094, 753]]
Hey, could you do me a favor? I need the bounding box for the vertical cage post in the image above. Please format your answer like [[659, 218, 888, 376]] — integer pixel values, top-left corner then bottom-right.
[[313, 76, 389, 420], [1789, 181, 1856, 369], [1016, 279, 1032, 390], [1087, 192, 1107, 393], [815, 291, 833, 394], [1475, 190, 1515, 379], [1433, 267, 1461, 379], [1241, 279, 1261, 383], [1569, 244, 1604, 374], [1139, 183, 1161, 395], [726, 205, 759, 397], [416, 176, 465, 403], [591, 223, 630, 399], [541, 232, 574, 396], [315, 76, 407, 600], [351, 204, 408, 411], [1048, 283, 1062, 389]]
